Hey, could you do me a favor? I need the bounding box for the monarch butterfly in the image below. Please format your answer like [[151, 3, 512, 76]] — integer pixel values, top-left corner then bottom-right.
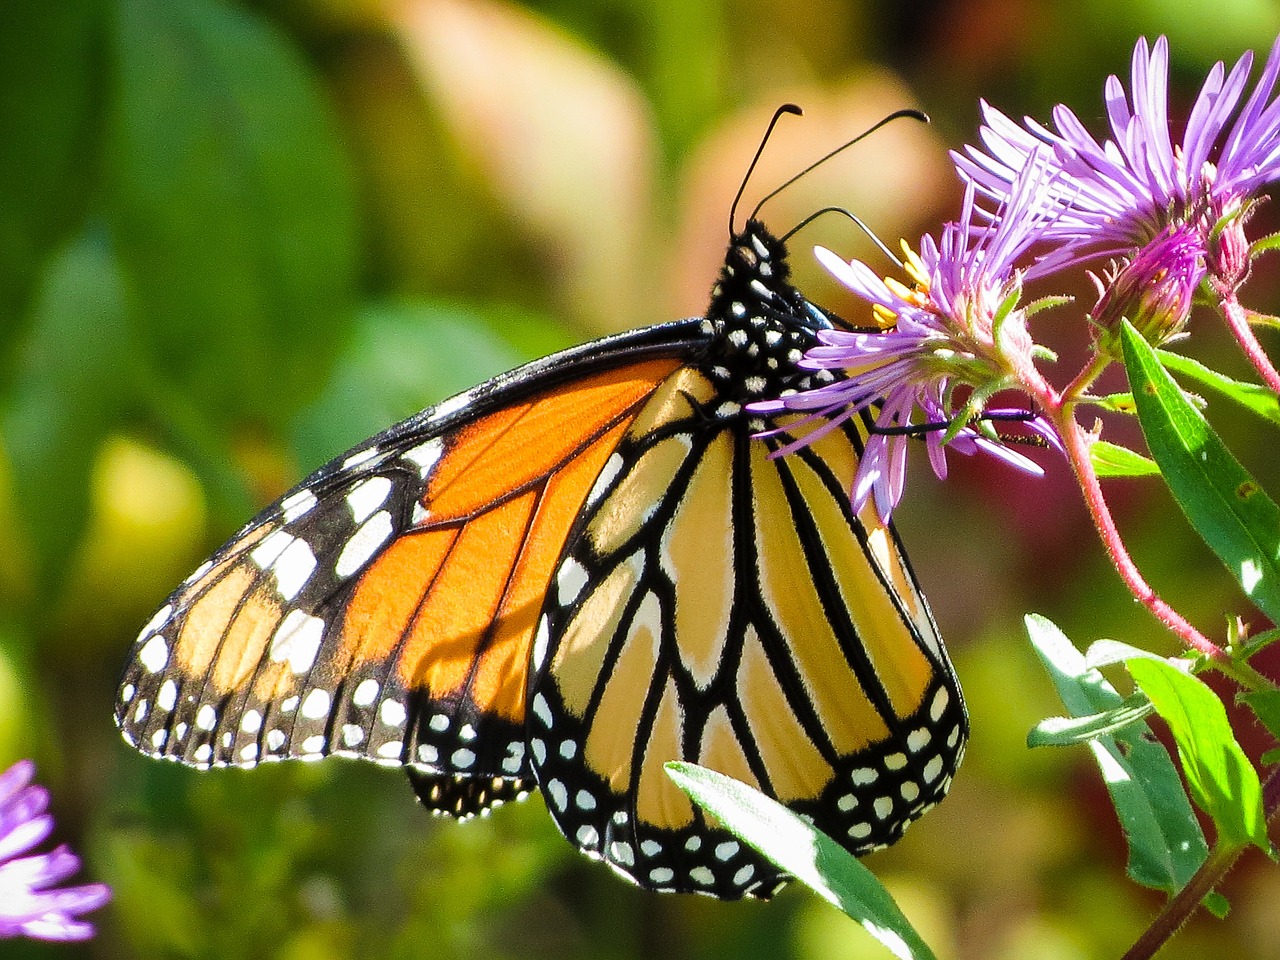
[[115, 109, 967, 900]]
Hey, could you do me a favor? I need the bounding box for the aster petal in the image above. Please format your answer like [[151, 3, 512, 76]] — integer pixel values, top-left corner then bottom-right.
[[0, 763, 33, 807], [1221, 35, 1280, 175], [1182, 55, 1245, 177], [813, 246, 905, 310], [0, 845, 83, 891], [0, 764, 110, 942], [0, 813, 53, 863]]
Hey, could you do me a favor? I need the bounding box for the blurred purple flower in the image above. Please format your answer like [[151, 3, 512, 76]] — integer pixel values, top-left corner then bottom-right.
[[755, 160, 1062, 521], [955, 34, 1280, 283], [0, 760, 110, 942]]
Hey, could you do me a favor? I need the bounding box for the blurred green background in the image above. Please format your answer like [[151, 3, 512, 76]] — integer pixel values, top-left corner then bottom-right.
[[3, 0, 1280, 957]]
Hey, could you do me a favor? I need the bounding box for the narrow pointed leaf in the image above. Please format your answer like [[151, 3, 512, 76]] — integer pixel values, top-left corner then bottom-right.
[[1157, 349, 1280, 427], [1028, 695, 1154, 747], [1090, 440, 1160, 477], [666, 763, 937, 960], [1120, 320, 1280, 622], [1025, 615, 1207, 893]]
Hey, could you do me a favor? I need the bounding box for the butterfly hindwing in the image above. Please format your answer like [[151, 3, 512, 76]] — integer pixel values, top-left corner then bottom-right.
[[525, 224, 966, 898]]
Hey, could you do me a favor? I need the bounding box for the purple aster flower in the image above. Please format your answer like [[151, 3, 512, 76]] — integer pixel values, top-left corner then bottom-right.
[[1090, 223, 1206, 349], [0, 760, 110, 942], [955, 34, 1280, 282], [755, 159, 1063, 521]]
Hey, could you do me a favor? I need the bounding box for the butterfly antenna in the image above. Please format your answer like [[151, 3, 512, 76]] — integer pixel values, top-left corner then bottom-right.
[[729, 103, 805, 239], [750, 108, 929, 222], [782, 205, 903, 268]]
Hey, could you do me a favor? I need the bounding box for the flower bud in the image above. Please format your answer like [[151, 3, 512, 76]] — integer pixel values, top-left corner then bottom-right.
[[1091, 225, 1204, 350]]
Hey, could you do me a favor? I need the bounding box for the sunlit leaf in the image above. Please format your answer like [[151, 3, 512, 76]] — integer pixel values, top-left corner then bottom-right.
[[1025, 615, 1207, 894], [667, 763, 937, 960], [1028, 694, 1154, 747], [1127, 657, 1269, 853], [1120, 320, 1280, 622], [1090, 440, 1161, 477], [1157, 348, 1280, 427]]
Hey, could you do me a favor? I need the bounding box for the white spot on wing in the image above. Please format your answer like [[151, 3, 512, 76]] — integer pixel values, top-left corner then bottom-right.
[[336, 510, 393, 577], [274, 537, 317, 601], [140, 605, 173, 638], [346, 476, 393, 524], [586, 453, 625, 508], [195, 704, 217, 731], [269, 610, 325, 674], [139, 635, 169, 673], [380, 699, 406, 727], [556, 557, 588, 607], [342, 447, 379, 469], [352, 678, 379, 707], [402, 437, 444, 476], [281, 488, 318, 522], [157, 680, 177, 712], [301, 688, 331, 720]]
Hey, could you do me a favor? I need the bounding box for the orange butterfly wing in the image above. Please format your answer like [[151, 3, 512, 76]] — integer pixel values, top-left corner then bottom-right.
[[117, 354, 683, 795]]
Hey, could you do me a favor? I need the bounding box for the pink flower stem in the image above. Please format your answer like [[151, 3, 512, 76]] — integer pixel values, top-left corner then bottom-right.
[[1219, 291, 1280, 394], [1032, 374, 1227, 660]]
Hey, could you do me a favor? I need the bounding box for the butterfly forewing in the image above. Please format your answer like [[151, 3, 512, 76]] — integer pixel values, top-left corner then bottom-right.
[[117, 346, 691, 782]]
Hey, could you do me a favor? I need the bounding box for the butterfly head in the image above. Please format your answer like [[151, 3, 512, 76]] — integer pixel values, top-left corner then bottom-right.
[[700, 219, 838, 417]]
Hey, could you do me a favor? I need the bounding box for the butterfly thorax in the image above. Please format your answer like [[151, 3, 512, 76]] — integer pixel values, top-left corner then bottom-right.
[[698, 219, 837, 426]]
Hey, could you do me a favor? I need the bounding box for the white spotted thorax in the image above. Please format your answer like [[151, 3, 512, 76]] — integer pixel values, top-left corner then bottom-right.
[[116, 216, 966, 901]]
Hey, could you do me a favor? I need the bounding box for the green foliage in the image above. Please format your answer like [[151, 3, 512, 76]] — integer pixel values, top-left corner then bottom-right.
[[107, 0, 358, 427], [1120, 319, 1280, 622], [1024, 616, 1208, 897], [1126, 658, 1270, 854], [667, 763, 938, 960], [1089, 440, 1161, 478], [1156, 349, 1280, 427]]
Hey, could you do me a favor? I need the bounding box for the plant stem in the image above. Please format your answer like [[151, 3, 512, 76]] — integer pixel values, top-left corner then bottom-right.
[[1219, 292, 1280, 394], [1051, 404, 1226, 661], [1122, 765, 1280, 960]]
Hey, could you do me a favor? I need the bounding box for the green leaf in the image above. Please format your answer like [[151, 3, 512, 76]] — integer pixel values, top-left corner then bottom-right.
[[0, 0, 104, 358], [665, 763, 937, 960], [1120, 320, 1280, 622], [1094, 392, 1137, 414], [107, 0, 357, 426], [1156, 349, 1280, 427], [1090, 440, 1161, 477], [1240, 689, 1280, 747], [1084, 639, 1172, 669], [2, 227, 135, 599], [1262, 747, 1280, 766], [3, 226, 133, 597], [1025, 615, 1208, 894], [1028, 695, 1154, 747], [1127, 657, 1269, 853], [291, 301, 532, 468]]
